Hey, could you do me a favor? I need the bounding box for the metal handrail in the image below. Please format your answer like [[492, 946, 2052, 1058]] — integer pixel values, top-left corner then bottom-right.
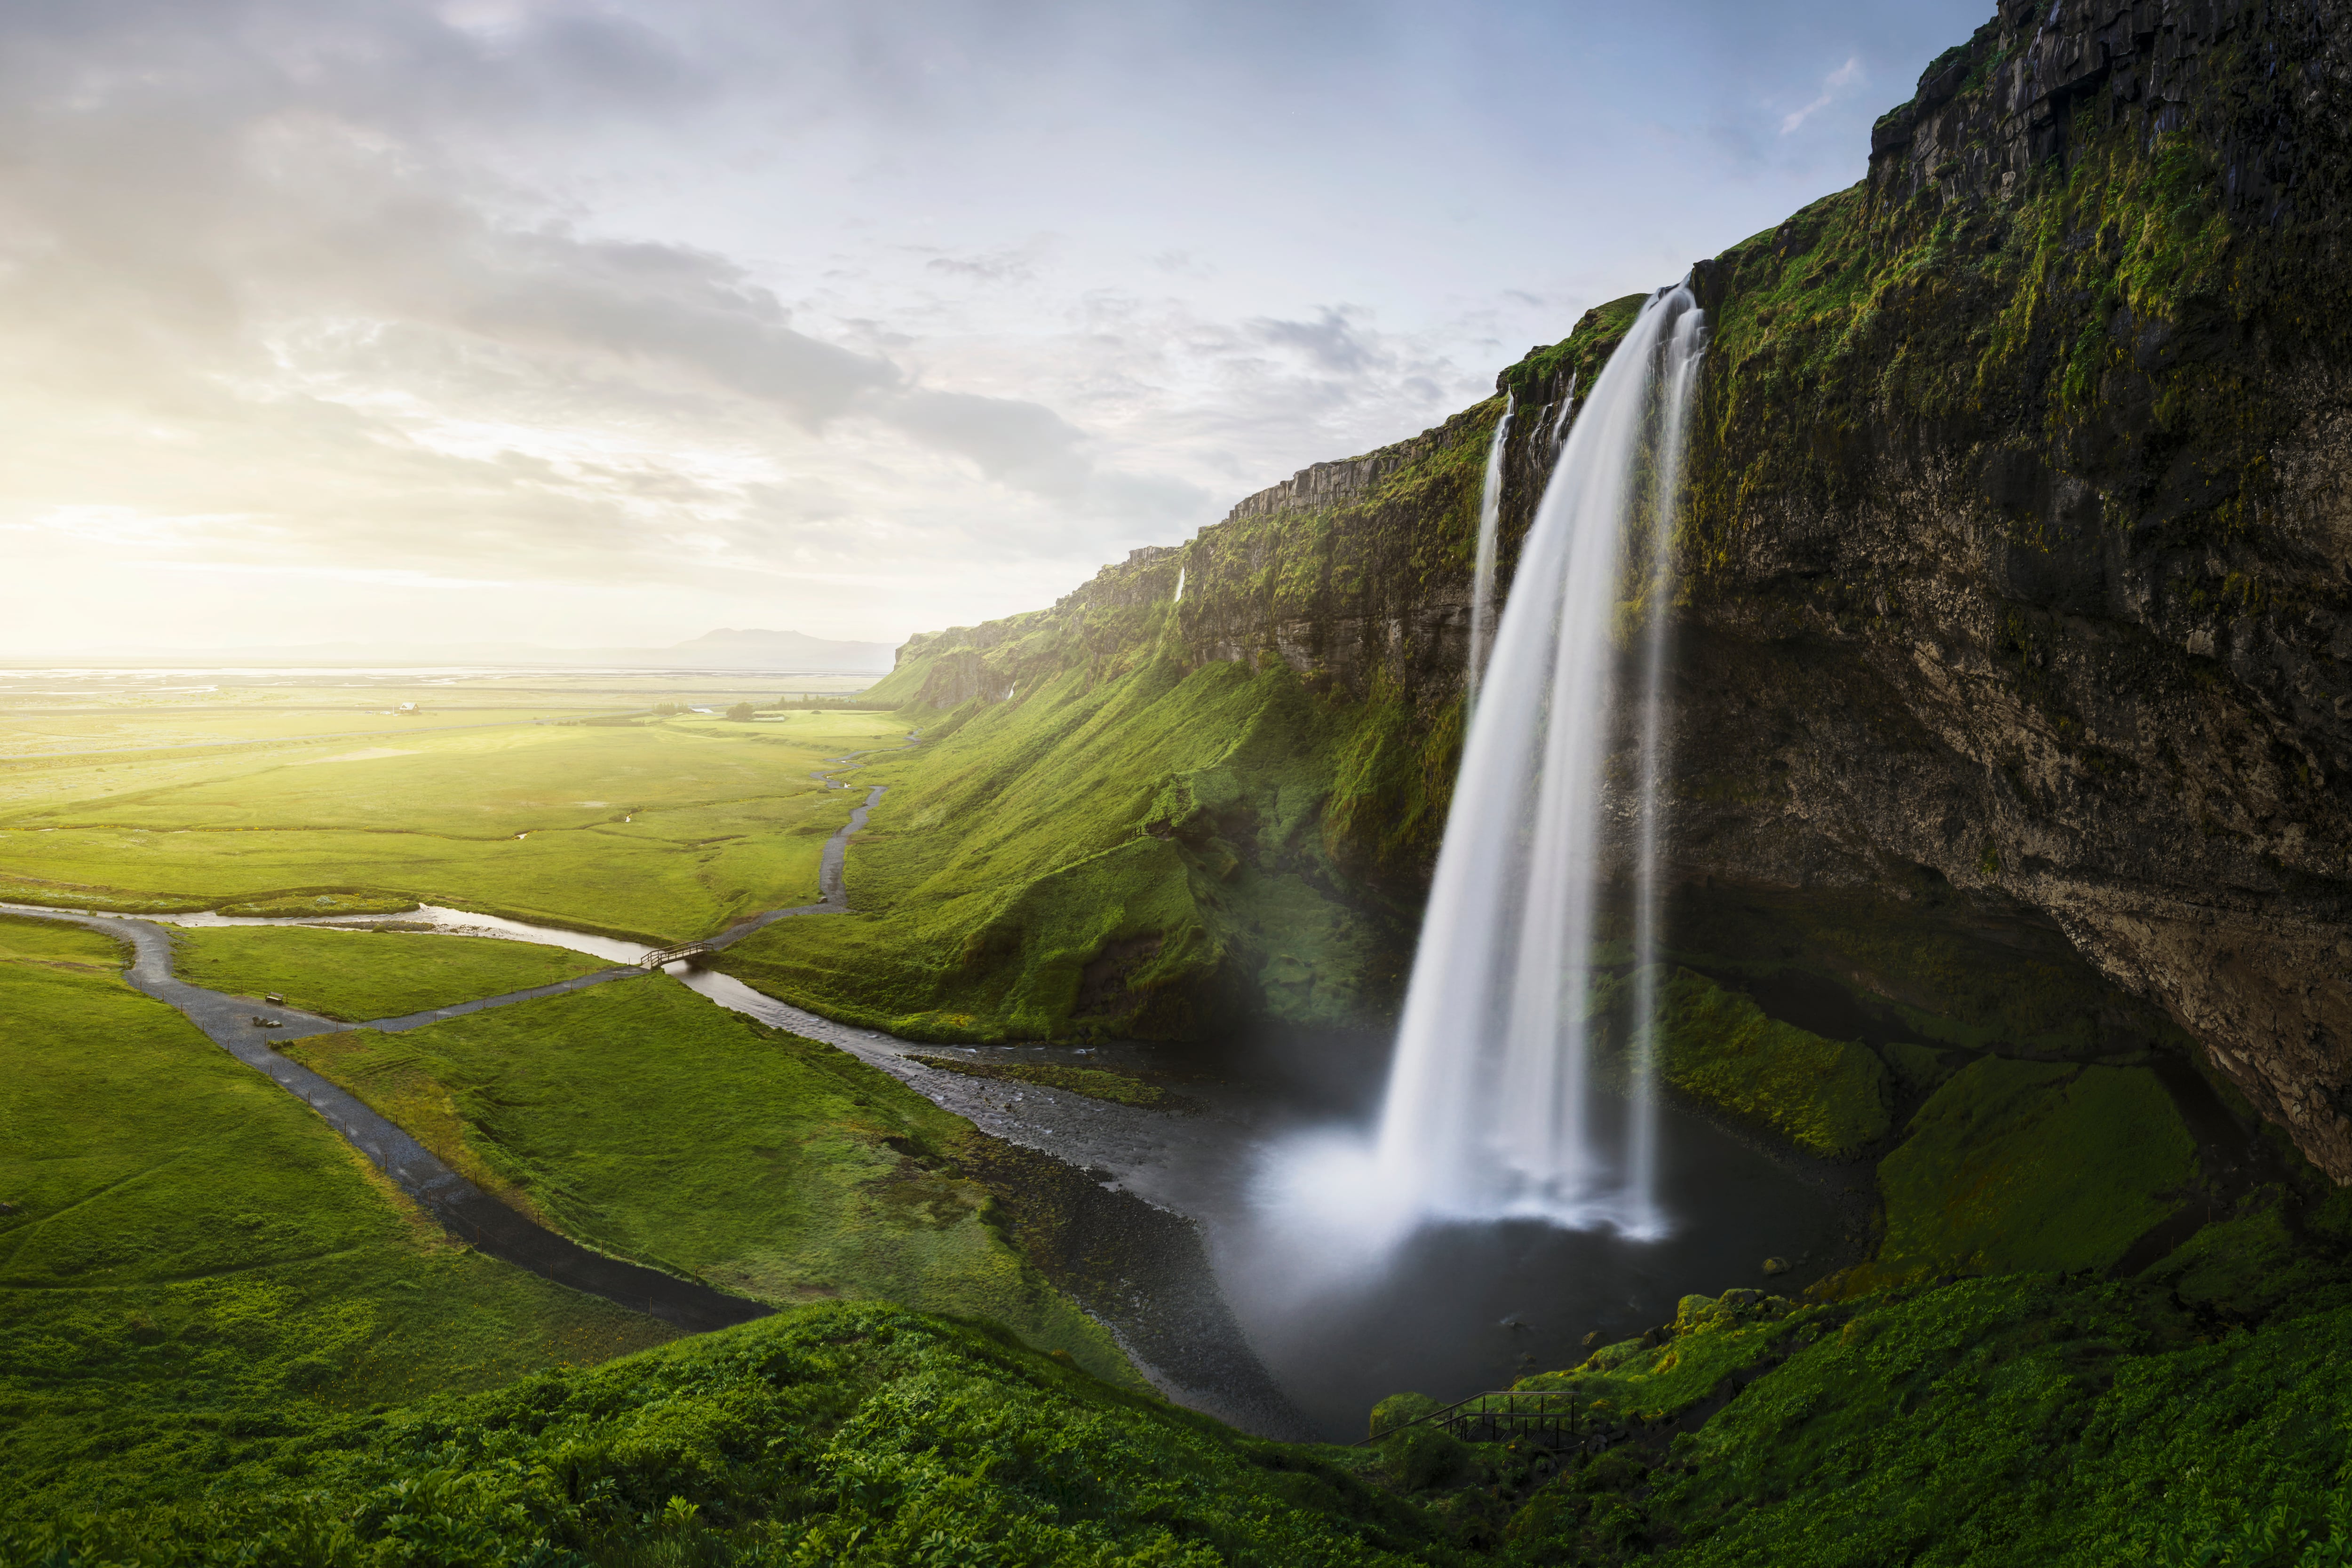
[[1350, 1387, 1585, 1448]]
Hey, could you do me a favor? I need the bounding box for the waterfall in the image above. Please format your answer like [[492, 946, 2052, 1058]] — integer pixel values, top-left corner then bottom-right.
[[1549, 372, 1578, 448], [1174, 564, 1185, 603], [1623, 305, 1703, 1213], [1371, 284, 1704, 1236], [1467, 390, 1515, 714]]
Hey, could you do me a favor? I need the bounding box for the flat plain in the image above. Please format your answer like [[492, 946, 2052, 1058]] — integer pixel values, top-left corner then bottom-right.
[[170, 923, 612, 1020], [0, 696, 908, 939]]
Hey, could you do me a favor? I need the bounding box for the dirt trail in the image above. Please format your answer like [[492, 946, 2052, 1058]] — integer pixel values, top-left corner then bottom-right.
[[0, 900, 767, 1334]]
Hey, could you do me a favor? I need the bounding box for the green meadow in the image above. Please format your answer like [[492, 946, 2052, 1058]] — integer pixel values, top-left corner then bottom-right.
[[0, 913, 678, 1516], [0, 712, 907, 939], [278, 971, 1135, 1384], [170, 924, 611, 1021]]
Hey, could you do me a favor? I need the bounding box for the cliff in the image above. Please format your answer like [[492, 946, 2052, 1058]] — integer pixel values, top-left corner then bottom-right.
[[749, 0, 2352, 1181]]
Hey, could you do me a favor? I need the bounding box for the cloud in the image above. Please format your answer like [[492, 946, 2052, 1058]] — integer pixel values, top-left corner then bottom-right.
[[922, 245, 1045, 285], [0, 0, 1996, 652], [1250, 308, 1386, 376], [1780, 55, 1864, 135]]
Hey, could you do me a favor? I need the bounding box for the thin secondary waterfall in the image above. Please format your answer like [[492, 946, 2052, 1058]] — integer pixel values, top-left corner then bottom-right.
[[1175, 564, 1186, 602], [1466, 389, 1516, 713], [1623, 303, 1704, 1213], [1371, 284, 1704, 1236], [1549, 372, 1578, 448]]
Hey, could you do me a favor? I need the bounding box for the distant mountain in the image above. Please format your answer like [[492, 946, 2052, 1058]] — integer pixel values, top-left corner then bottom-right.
[[655, 629, 899, 670], [0, 629, 902, 674]]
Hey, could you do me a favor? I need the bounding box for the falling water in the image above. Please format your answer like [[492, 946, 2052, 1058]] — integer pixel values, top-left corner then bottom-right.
[[1623, 304, 1704, 1212], [1371, 284, 1705, 1236], [1549, 372, 1579, 448], [1175, 564, 1186, 603], [1467, 390, 1516, 713]]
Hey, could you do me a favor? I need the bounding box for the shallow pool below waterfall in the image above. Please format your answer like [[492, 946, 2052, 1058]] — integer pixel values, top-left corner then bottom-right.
[[1207, 1098, 1842, 1443]]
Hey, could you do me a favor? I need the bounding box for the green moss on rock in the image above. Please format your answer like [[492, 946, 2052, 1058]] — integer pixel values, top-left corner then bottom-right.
[[1596, 966, 1892, 1158], [1842, 1058, 2200, 1290]]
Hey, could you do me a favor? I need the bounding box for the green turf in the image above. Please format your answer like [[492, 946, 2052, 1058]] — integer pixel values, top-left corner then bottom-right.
[[0, 717, 896, 939], [1836, 1057, 2201, 1290], [717, 654, 1407, 1042], [0, 913, 677, 1516], [169, 923, 612, 1021], [278, 974, 1137, 1385], [1592, 966, 1892, 1158]]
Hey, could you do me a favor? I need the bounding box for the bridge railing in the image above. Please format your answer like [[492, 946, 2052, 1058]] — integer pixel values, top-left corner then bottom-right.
[[639, 942, 714, 969], [1357, 1389, 1620, 1454]]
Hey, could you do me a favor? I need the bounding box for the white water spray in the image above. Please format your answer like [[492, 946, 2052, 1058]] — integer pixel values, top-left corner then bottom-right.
[[1369, 284, 1704, 1238], [1467, 389, 1516, 713], [1174, 564, 1185, 603]]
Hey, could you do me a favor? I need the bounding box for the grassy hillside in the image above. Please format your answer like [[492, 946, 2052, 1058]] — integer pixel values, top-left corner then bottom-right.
[[0, 1302, 1460, 1568], [171, 924, 611, 1020], [718, 649, 1416, 1042], [16, 1233, 2352, 1567], [281, 974, 1136, 1384], [0, 914, 676, 1516]]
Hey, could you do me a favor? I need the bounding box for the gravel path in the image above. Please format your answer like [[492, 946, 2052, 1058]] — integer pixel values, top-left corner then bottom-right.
[[0, 900, 768, 1334]]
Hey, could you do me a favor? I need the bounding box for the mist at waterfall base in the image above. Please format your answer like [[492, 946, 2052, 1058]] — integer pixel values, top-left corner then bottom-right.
[[1219, 287, 1833, 1436]]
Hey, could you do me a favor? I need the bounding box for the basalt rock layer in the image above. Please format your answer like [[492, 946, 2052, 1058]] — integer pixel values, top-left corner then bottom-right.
[[874, 0, 2352, 1177]]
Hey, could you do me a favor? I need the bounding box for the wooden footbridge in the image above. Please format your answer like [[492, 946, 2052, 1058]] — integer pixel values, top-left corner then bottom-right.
[[639, 940, 715, 969], [1360, 1390, 1625, 1454]]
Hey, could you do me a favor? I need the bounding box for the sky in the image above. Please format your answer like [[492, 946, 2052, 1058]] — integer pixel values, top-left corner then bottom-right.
[[0, 0, 1989, 654]]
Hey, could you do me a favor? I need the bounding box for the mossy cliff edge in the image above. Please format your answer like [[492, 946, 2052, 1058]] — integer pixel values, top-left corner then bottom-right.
[[734, 0, 2352, 1181]]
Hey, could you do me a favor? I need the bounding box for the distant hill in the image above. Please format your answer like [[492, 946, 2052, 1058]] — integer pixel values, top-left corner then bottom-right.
[[0, 628, 902, 674], [654, 628, 900, 670]]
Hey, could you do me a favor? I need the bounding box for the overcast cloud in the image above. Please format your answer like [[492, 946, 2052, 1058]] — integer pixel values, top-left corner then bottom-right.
[[0, 0, 1987, 652]]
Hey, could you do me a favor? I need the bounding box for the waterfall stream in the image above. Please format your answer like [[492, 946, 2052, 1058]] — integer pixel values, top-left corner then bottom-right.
[[1372, 284, 1704, 1237], [1467, 389, 1516, 716]]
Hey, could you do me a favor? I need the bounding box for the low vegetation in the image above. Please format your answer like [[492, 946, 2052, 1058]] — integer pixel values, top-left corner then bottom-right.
[[170, 924, 611, 1021], [280, 974, 1135, 1383], [0, 1302, 1459, 1568], [0, 913, 676, 1518]]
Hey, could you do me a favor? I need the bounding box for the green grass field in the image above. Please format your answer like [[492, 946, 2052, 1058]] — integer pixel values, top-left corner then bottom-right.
[[0, 713, 905, 938], [278, 974, 1136, 1384], [170, 924, 611, 1020], [0, 913, 678, 1516]]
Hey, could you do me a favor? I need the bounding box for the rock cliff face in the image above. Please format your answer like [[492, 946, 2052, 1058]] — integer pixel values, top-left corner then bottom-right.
[[879, 0, 2352, 1177]]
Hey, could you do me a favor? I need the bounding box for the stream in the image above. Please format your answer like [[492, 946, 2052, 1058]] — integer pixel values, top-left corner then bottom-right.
[[4, 739, 1841, 1442]]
